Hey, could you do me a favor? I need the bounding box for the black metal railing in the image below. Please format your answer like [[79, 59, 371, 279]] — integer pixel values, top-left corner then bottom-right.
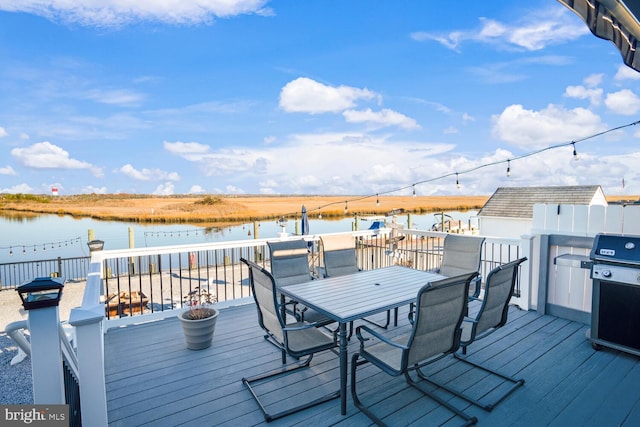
[[2, 232, 525, 318], [63, 359, 81, 427], [0, 256, 90, 289]]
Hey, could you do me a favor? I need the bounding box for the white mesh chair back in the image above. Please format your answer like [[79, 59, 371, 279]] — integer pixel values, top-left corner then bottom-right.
[[246, 259, 285, 343], [406, 273, 474, 366], [268, 239, 312, 286], [321, 234, 359, 277], [474, 258, 526, 335], [439, 235, 485, 277]]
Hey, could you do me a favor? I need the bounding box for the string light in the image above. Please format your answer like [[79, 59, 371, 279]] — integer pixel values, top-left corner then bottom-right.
[[344, 201, 348, 213], [271, 119, 639, 220], [376, 194, 380, 206], [1, 237, 82, 256], [144, 229, 201, 238]]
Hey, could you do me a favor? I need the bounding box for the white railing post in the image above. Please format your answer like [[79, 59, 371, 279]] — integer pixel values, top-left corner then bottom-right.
[[69, 267, 108, 427], [16, 277, 66, 404], [511, 235, 534, 311], [27, 306, 66, 404]]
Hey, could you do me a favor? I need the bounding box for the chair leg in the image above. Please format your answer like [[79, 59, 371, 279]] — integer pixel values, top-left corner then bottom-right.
[[351, 353, 389, 427], [243, 354, 340, 422], [416, 353, 524, 412], [262, 334, 289, 364], [362, 309, 391, 329], [405, 371, 478, 426], [351, 353, 477, 427]]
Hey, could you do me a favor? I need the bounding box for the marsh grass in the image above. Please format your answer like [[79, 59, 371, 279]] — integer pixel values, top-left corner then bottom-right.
[[2, 193, 490, 224]]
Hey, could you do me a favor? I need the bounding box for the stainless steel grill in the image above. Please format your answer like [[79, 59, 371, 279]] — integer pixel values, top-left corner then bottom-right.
[[589, 233, 640, 356]]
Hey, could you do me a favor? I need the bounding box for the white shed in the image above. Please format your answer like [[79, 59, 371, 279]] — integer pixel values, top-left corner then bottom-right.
[[478, 185, 607, 237]]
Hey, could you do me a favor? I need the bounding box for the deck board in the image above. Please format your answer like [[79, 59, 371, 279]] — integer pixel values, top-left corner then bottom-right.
[[104, 302, 640, 426]]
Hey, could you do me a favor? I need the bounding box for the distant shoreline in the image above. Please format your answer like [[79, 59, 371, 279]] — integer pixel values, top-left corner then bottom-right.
[[1, 193, 636, 226], [0, 194, 490, 225]]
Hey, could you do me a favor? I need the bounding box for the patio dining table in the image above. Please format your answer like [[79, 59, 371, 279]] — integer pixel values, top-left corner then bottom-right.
[[279, 265, 446, 415]]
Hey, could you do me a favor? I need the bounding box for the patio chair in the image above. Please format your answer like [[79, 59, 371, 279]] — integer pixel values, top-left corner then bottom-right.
[[267, 239, 334, 327], [240, 258, 340, 422], [437, 234, 486, 299], [409, 234, 486, 324], [351, 272, 479, 427], [419, 257, 528, 412], [320, 234, 360, 277]]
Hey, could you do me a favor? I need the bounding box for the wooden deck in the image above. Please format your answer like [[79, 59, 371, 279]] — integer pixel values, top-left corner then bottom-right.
[[104, 302, 640, 426]]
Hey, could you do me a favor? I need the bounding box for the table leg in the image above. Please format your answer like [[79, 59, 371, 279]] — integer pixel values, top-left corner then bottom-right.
[[338, 321, 348, 415]]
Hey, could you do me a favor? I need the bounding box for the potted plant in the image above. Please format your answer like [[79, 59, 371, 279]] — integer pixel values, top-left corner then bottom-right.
[[179, 286, 219, 350]]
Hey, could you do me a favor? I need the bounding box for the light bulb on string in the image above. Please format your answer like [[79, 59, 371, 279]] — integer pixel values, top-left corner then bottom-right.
[[344, 201, 348, 214], [22, 246, 26, 255], [9, 247, 13, 256], [376, 194, 380, 207], [412, 185, 416, 197], [456, 173, 460, 189], [506, 160, 511, 177], [572, 142, 579, 161]]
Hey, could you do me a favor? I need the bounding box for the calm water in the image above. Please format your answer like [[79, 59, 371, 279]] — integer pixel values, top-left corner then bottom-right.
[[0, 211, 477, 265]]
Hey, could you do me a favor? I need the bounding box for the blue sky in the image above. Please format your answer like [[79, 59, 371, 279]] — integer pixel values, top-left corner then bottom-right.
[[1, 0, 640, 197]]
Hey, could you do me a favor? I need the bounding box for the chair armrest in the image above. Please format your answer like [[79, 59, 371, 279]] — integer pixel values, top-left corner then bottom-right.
[[469, 275, 482, 299], [355, 325, 408, 351], [282, 321, 320, 332]]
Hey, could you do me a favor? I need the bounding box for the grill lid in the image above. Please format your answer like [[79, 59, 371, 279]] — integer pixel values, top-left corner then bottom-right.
[[590, 233, 640, 265]]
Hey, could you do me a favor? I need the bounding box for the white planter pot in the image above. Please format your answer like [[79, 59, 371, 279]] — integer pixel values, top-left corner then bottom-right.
[[179, 308, 219, 350]]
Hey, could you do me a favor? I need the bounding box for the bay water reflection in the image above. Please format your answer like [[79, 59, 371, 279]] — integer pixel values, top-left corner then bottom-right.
[[0, 210, 478, 265]]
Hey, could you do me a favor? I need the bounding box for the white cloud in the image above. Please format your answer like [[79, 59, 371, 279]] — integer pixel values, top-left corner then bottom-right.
[[462, 113, 475, 122], [0, 166, 16, 175], [614, 64, 640, 81], [0, 0, 272, 27], [279, 77, 377, 114], [19, 133, 29, 140], [0, 183, 33, 194], [225, 184, 245, 194], [84, 88, 145, 106], [564, 85, 603, 105], [492, 104, 606, 148], [80, 186, 107, 194], [188, 185, 205, 194], [584, 73, 604, 87], [564, 73, 604, 105], [605, 89, 640, 115], [163, 131, 456, 195], [10, 141, 103, 177], [152, 182, 175, 195], [119, 164, 180, 181], [342, 108, 419, 130], [0, 127, 7, 137], [443, 126, 459, 134], [165, 140, 269, 176], [411, 7, 587, 52], [164, 141, 211, 161]]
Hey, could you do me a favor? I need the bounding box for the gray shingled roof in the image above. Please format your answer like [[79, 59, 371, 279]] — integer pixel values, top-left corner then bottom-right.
[[478, 185, 604, 219]]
